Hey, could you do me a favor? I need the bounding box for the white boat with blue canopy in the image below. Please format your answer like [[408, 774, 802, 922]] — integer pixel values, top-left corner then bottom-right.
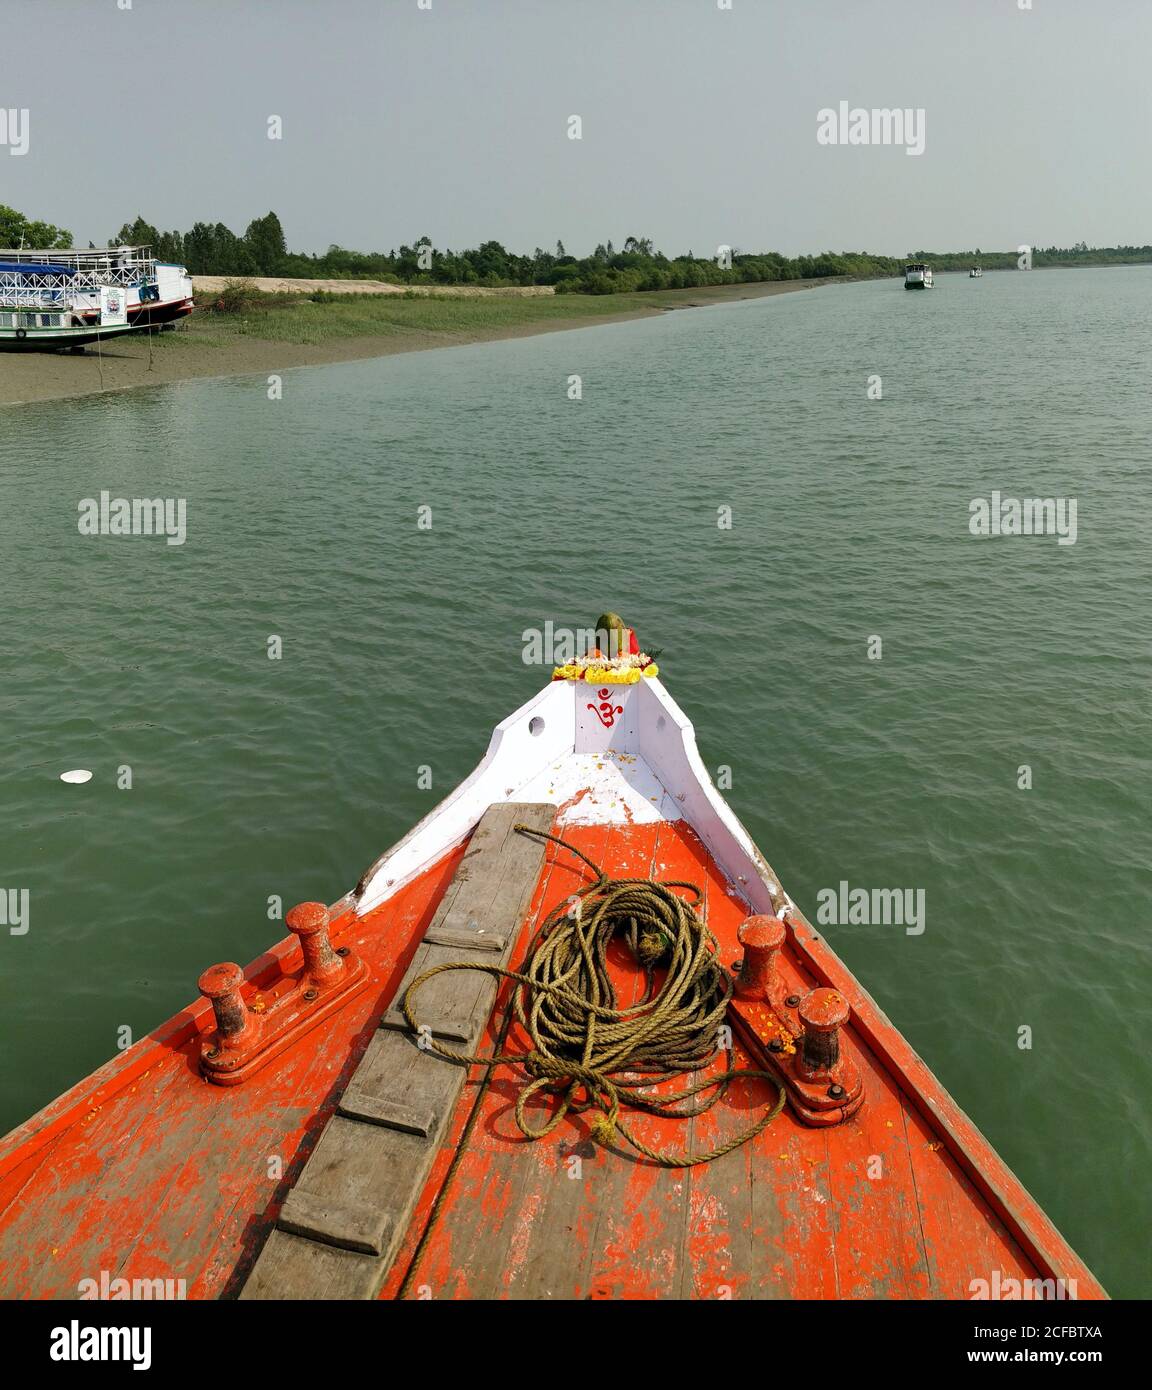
[[0, 262, 137, 351], [0, 245, 193, 330]]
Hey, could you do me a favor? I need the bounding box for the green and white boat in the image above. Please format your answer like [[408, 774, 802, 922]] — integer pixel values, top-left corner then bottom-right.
[[0, 264, 138, 352]]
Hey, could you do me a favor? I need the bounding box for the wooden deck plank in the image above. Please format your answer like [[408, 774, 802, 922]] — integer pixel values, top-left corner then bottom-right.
[[233, 1230, 384, 1300], [573, 820, 695, 1301], [507, 820, 684, 1301], [379, 807, 559, 1042], [241, 802, 555, 1300]]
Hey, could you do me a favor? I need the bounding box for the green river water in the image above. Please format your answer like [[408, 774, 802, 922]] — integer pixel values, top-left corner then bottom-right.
[[1, 267, 1148, 1295]]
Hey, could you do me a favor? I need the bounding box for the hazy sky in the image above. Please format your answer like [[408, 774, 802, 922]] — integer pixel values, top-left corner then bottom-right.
[[4, 0, 1150, 257]]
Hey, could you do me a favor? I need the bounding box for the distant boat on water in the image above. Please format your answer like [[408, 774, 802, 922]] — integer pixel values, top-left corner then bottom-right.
[[904, 261, 933, 289], [970, 266, 983, 278]]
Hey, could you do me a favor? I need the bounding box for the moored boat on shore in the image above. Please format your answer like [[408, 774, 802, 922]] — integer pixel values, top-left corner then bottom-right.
[[0, 620, 1106, 1300], [0, 270, 138, 351], [0, 245, 193, 328]]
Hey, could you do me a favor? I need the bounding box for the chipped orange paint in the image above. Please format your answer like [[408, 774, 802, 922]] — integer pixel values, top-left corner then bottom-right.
[[0, 816, 1106, 1301], [553, 785, 594, 819], [0, 844, 466, 1299]]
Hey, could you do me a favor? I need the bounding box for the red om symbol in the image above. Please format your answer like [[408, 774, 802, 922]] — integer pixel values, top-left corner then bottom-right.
[[588, 688, 623, 729]]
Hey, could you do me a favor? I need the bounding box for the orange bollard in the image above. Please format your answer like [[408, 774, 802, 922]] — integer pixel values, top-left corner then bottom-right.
[[286, 902, 344, 992], [198, 902, 369, 1086], [198, 962, 259, 1049], [798, 988, 850, 1080], [735, 915, 787, 1002]]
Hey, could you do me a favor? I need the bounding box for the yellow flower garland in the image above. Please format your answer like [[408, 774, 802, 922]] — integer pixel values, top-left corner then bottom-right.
[[551, 662, 659, 684]]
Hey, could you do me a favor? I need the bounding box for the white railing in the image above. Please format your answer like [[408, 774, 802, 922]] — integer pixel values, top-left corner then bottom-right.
[[0, 268, 76, 307], [0, 246, 158, 291]]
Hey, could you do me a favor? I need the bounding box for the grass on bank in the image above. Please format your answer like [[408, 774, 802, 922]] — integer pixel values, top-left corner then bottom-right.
[[163, 278, 848, 349], [183, 283, 653, 345]]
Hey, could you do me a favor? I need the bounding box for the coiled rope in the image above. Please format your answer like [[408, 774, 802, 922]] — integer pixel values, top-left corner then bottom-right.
[[400, 824, 785, 1168]]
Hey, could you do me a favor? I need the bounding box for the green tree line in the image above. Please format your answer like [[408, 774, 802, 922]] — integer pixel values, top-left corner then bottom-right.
[[101, 212, 908, 289], [6, 204, 1152, 291], [907, 243, 1152, 271]]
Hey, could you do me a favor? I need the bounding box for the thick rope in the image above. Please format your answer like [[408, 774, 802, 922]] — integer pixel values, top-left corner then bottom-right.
[[400, 824, 786, 1169]]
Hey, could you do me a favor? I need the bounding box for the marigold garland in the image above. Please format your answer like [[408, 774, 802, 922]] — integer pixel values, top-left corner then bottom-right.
[[551, 661, 659, 684]]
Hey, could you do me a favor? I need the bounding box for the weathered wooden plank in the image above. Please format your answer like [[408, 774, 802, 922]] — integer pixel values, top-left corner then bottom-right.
[[675, 836, 807, 1301], [338, 1090, 436, 1137], [240, 1230, 384, 1300], [424, 926, 506, 953], [375, 830, 586, 1299], [275, 1116, 429, 1244], [379, 940, 503, 1044], [278, 1191, 394, 1257], [239, 802, 555, 1299], [342, 1026, 462, 1116], [380, 804, 556, 1043]]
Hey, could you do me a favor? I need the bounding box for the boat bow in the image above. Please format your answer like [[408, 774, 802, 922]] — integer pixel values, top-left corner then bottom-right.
[[0, 623, 1108, 1300], [354, 673, 791, 923]]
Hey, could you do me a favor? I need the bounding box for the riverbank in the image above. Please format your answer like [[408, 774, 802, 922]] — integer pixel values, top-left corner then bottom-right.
[[0, 277, 845, 406], [192, 275, 554, 297]]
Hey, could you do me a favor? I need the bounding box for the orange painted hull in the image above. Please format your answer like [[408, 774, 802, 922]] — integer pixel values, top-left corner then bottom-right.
[[0, 814, 1105, 1300]]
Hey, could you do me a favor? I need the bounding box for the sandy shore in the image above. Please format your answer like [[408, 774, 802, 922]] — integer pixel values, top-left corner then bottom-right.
[[0, 278, 837, 408], [193, 276, 554, 297]]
